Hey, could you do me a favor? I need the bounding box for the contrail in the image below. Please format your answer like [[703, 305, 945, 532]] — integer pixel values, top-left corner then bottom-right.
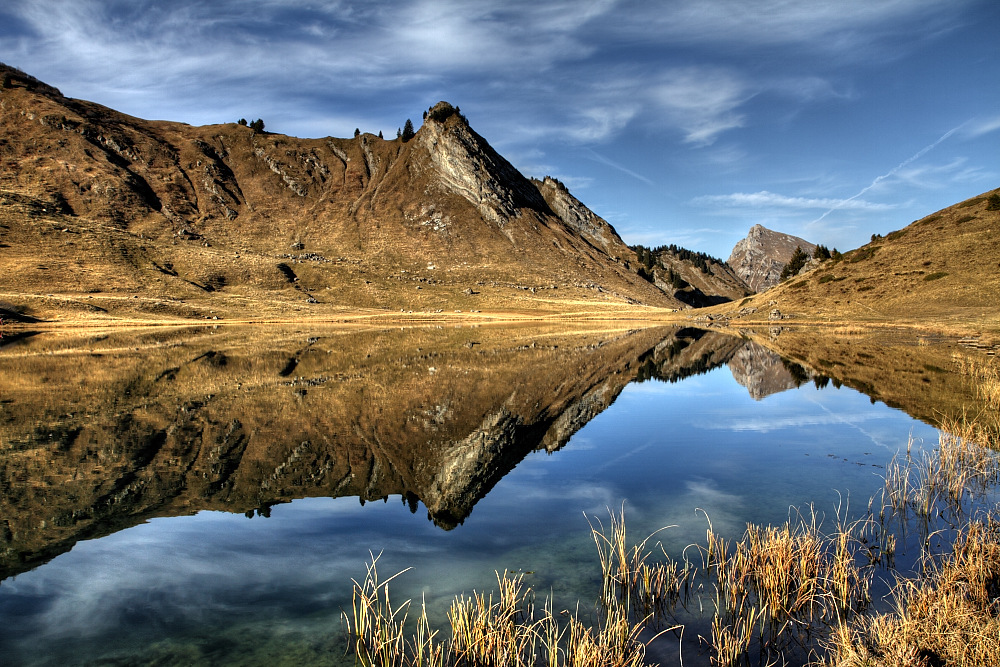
[[810, 121, 968, 225], [585, 148, 655, 186]]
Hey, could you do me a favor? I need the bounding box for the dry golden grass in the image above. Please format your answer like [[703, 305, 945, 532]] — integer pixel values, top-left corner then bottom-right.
[[823, 356, 1000, 667], [343, 552, 657, 667], [822, 518, 1000, 667]]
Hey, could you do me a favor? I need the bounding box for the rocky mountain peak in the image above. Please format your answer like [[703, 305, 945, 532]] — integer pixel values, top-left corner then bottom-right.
[[415, 102, 549, 229], [728, 224, 816, 292]]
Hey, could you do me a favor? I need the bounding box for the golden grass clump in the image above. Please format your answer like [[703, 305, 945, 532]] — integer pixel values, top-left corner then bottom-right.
[[696, 509, 874, 666], [343, 551, 656, 667], [588, 505, 690, 622], [823, 518, 1000, 667]]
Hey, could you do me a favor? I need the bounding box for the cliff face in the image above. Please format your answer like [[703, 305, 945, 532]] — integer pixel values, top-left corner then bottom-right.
[[727, 224, 816, 292], [0, 68, 678, 320]]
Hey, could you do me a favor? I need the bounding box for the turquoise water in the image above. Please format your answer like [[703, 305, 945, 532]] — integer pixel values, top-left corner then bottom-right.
[[0, 332, 941, 666]]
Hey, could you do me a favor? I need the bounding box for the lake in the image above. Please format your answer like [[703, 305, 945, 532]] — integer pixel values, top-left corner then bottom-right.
[[0, 323, 984, 665]]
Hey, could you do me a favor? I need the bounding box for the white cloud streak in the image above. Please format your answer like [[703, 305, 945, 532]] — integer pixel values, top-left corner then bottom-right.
[[809, 122, 968, 224], [693, 191, 896, 211], [584, 149, 655, 185]]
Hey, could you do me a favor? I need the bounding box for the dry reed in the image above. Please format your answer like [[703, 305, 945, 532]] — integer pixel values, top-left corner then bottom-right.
[[822, 355, 1000, 667], [822, 517, 1000, 667], [694, 505, 873, 666], [343, 550, 658, 666]]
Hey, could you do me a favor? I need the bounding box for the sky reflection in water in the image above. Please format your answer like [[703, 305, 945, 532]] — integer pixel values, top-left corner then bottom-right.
[[0, 362, 939, 666]]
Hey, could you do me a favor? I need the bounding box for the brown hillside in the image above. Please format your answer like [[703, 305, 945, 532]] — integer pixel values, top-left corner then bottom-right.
[[0, 65, 679, 323], [714, 189, 1000, 333]]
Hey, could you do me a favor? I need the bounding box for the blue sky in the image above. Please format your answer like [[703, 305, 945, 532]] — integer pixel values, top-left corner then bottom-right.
[[2, 0, 998, 258]]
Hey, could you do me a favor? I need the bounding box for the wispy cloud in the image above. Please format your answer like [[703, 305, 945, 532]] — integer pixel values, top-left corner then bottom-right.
[[610, 0, 973, 54], [650, 67, 753, 145], [693, 191, 896, 212], [892, 157, 997, 190], [961, 115, 1000, 138]]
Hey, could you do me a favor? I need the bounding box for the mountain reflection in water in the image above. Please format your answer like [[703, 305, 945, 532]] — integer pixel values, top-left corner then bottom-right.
[[0, 324, 978, 581]]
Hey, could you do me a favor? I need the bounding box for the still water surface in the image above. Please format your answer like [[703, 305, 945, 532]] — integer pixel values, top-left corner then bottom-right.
[[0, 325, 946, 665]]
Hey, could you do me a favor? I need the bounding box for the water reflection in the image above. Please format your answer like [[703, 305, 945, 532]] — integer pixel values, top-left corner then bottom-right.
[[0, 324, 693, 578], [0, 324, 985, 583]]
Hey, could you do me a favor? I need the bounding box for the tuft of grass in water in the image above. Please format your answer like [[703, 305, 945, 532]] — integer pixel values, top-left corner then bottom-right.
[[588, 504, 690, 624], [692, 503, 876, 666], [822, 517, 1000, 667], [343, 549, 663, 667]]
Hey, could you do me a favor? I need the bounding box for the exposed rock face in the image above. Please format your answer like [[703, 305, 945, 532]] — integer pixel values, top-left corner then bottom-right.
[[727, 224, 816, 292], [416, 102, 549, 231], [533, 176, 621, 255]]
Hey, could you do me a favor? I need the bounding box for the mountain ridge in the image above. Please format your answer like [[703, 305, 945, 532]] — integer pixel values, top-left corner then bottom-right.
[[0, 65, 686, 322], [711, 189, 1000, 331]]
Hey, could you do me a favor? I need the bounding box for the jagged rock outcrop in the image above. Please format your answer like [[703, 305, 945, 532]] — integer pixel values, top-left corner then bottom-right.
[[533, 176, 621, 255], [727, 224, 816, 292]]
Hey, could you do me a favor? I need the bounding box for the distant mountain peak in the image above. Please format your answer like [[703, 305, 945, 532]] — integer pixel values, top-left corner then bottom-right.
[[728, 224, 815, 292]]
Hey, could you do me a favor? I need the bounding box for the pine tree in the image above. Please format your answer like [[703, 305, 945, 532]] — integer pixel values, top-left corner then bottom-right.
[[401, 119, 416, 142], [813, 244, 831, 260], [780, 246, 809, 280]]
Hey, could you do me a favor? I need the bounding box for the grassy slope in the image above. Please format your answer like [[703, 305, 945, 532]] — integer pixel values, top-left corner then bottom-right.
[[712, 189, 1000, 335]]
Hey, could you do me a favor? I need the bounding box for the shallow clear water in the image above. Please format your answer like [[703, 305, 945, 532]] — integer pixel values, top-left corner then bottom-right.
[[0, 326, 944, 665]]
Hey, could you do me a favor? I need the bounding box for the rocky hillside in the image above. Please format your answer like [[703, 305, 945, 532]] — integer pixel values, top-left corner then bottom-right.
[[716, 189, 1000, 330], [728, 224, 816, 292], [632, 244, 752, 308], [0, 64, 678, 322]]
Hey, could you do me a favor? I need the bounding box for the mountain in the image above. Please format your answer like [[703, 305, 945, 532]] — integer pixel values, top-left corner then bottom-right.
[[716, 189, 1000, 330], [632, 244, 752, 308], [727, 224, 817, 292], [0, 64, 678, 322]]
